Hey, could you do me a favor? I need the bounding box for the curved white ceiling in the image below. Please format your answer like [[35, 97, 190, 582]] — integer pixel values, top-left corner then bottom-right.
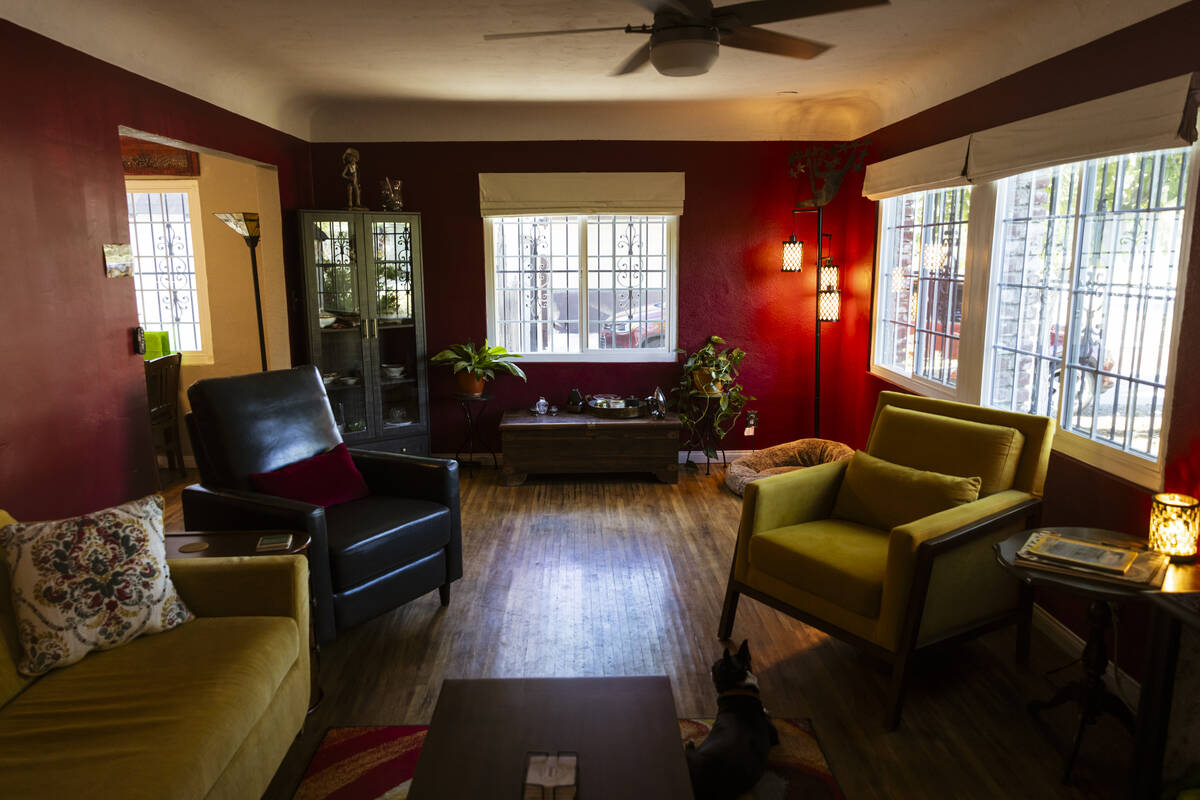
[[4, 0, 1185, 141]]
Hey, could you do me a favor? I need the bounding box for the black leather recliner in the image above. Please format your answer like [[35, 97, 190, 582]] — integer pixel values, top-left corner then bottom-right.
[[180, 366, 461, 644]]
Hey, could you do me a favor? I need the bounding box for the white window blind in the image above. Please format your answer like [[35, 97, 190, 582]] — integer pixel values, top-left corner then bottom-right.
[[863, 136, 971, 201], [967, 73, 1199, 184], [863, 73, 1199, 198], [479, 172, 685, 217]]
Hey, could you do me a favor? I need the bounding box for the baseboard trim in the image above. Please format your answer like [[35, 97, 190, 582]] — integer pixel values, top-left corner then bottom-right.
[[435, 451, 751, 468], [1031, 603, 1141, 711], [678, 449, 752, 464]]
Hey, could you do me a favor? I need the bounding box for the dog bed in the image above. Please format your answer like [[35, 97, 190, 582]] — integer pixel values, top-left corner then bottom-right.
[[724, 438, 854, 496]]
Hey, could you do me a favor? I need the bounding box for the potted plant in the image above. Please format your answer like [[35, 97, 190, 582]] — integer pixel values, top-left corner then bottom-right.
[[671, 335, 753, 459], [430, 339, 527, 397]]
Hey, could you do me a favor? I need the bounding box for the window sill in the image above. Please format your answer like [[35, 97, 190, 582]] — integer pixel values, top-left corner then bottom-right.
[[180, 352, 214, 367], [867, 364, 957, 401], [1052, 429, 1163, 492], [513, 350, 679, 364]]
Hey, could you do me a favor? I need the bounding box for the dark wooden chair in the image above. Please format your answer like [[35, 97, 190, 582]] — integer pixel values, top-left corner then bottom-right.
[[145, 353, 184, 478]]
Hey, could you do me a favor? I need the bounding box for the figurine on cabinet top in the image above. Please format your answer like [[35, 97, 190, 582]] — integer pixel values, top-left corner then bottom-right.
[[380, 177, 404, 211], [341, 147, 368, 211]]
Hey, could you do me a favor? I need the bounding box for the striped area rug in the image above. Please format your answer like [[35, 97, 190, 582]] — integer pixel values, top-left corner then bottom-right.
[[294, 718, 843, 800]]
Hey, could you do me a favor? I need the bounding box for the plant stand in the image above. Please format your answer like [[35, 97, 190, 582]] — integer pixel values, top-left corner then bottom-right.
[[681, 402, 728, 475], [453, 392, 496, 469]]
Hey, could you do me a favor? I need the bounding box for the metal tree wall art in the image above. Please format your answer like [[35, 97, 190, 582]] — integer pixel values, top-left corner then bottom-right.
[[788, 139, 870, 208]]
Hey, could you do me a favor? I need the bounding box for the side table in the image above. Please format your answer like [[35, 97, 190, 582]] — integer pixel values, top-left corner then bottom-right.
[[995, 527, 1200, 795], [166, 530, 322, 714], [452, 392, 497, 469]]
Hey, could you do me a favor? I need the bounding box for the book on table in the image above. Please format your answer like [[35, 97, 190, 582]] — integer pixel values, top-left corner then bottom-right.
[[1022, 532, 1138, 574], [255, 534, 293, 553], [1016, 531, 1169, 589]]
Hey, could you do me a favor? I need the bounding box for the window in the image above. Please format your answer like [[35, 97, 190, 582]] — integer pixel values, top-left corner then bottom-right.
[[125, 180, 213, 364], [874, 187, 971, 390], [985, 148, 1190, 463], [484, 214, 678, 361], [871, 144, 1195, 487]]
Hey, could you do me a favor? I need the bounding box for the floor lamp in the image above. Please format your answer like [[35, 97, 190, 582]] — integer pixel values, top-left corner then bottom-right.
[[783, 205, 839, 437], [214, 212, 268, 372]]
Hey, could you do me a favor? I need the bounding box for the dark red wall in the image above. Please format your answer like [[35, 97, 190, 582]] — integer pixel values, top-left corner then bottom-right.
[[309, 141, 860, 456], [0, 20, 313, 520]]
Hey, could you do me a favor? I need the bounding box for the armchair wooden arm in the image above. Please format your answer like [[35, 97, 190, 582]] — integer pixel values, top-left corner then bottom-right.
[[881, 492, 1042, 728]]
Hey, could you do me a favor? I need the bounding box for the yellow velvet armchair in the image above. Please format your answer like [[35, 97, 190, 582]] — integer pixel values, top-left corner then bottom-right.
[[718, 391, 1055, 728]]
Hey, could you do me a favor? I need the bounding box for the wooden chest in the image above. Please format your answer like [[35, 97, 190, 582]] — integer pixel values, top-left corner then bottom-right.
[[499, 411, 681, 486]]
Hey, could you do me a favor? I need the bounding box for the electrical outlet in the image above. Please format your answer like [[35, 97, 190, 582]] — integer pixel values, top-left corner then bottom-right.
[[745, 410, 758, 436]]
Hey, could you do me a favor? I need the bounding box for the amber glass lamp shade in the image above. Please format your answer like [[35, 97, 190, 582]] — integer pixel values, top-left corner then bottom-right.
[[782, 238, 803, 272], [1149, 493, 1199, 561]]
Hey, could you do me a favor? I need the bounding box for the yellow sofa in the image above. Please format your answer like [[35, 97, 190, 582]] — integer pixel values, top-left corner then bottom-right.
[[0, 554, 309, 800], [718, 391, 1055, 728]]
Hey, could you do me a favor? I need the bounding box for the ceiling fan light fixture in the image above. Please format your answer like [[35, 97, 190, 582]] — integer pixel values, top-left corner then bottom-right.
[[649, 27, 719, 77]]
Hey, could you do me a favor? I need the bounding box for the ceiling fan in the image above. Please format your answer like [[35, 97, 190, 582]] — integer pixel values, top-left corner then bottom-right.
[[483, 0, 889, 78]]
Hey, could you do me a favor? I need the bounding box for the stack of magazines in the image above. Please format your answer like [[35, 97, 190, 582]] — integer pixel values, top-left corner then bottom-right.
[[1016, 531, 1169, 589]]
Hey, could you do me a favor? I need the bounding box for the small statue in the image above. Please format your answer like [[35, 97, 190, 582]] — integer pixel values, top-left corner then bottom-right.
[[341, 147, 368, 210], [380, 177, 404, 211]]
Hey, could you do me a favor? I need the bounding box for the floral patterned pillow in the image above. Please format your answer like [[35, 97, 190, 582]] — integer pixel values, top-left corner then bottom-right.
[[0, 494, 193, 676]]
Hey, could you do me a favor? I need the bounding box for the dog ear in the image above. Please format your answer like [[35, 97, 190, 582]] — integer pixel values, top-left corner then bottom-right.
[[737, 639, 751, 666]]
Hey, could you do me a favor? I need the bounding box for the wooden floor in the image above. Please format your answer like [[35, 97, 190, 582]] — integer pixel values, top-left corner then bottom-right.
[[164, 467, 1132, 799]]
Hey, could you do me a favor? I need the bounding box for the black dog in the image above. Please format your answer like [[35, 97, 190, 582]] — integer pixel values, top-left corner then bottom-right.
[[685, 640, 779, 800]]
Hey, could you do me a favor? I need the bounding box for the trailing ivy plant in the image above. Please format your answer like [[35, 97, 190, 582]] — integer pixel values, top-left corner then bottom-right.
[[671, 335, 754, 458]]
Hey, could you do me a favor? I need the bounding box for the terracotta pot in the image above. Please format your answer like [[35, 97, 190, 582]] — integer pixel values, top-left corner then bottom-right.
[[692, 369, 724, 396], [456, 371, 487, 397]]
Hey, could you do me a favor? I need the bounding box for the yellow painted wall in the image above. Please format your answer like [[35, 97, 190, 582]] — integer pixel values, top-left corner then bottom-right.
[[169, 153, 290, 460]]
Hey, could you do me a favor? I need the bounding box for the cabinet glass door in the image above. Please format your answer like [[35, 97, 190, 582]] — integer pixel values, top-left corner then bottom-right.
[[309, 216, 371, 442], [369, 217, 422, 437]]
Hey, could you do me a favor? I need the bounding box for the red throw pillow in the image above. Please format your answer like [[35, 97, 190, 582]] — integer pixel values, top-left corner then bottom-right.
[[250, 443, 369, 507]]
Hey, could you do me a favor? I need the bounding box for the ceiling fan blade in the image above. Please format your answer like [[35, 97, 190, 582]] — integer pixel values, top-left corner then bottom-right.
[[632, 0, 714, 19], [714, 0, 888, 28], [611, 41, 652, 75], [720, 26, 830, 59], [484, 26, 629, 41]]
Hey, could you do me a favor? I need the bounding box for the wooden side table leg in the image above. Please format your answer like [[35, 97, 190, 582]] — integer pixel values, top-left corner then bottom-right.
[[306, 558, 323, 715], [1130, 608, 1182, 800], [1016, 581, 1033, 666]]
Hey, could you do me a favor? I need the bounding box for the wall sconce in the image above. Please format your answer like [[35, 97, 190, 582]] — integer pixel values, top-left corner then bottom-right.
[[214, 212, 268, 372], [782, 210, 803, 272], [817, 257, 841, 322], [1150, 493, 1199, 561]]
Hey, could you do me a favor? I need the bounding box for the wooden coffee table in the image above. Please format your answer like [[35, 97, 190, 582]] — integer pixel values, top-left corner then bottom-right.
[[408, 676, 692, 799]]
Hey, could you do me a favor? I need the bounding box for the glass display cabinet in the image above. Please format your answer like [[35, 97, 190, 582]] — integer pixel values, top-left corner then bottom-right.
[[299, 211, 430, 455]]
